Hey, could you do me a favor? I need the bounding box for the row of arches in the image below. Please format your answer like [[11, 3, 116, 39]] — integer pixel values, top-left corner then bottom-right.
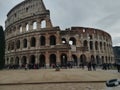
[[7, 35, 57, 51], [6, 54, 113, 67], [83, 40, 112, 51]]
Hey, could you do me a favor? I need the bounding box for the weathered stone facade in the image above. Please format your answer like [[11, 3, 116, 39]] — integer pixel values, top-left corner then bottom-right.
[[5, 0, 114, 68]]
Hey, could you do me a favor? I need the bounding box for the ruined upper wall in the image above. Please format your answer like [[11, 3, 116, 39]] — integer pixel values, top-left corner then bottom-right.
[[5, 0, 48, 28]]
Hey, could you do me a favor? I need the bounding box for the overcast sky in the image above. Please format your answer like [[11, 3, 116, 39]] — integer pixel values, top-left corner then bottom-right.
[[0, 0, 120, 46]]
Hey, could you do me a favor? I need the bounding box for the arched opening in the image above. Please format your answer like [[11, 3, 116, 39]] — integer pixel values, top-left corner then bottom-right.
[[16, 40, 20, 49], [91, 55, 95, 63], [62, 38, 67, 44], [61, 54, 67, 67], [80, 54, 87, 65], [20, 26, 22, 33], [96, 55, 100, 65], [50, 54, 56, 67], [41, 20, 46, 28], [69, 37, 76, 45], [23, 39, 27, 48], [89, 35, 93, 39], [101, 56, 104, 64], [39, 54, 46, 67], [90, 41, 93, 50], [30, 55, 36, 65], [31, 37, 36, 47], [10, 57, 14, 65], [83, 40, 88, 48], [26, 24, 29, 31], [21, 56, 27, 67], [15, 57, 19, 69], [72, 55, 78, 66], [11, 41, 14, 50], [50, 35, 56, 45], [15, 57, 19, 65], [100, 42, 102, 50], [40, 36, 46, 46], [95, 41, 98, 50], [33, 22, 37, 30]]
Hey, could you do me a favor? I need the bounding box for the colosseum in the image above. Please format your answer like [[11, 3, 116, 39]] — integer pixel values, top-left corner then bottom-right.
[[5, 0, 114, 69]]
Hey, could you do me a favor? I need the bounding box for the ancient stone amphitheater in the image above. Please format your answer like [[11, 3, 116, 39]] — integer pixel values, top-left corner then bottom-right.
[[5, 0, 114, 69]]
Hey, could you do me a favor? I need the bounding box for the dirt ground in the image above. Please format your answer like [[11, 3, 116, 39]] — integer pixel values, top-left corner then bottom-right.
[[0, 69, 119, 90]]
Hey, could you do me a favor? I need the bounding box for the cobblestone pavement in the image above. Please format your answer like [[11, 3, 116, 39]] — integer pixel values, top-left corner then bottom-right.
[[0, 83, 106, 90], [0, 69, 119, 90]]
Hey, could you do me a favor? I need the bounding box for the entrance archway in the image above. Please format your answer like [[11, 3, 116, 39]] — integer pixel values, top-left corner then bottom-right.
[[50, 54, 56, 67], [91, 55, 95, 63], [72, 55, 78, 66], [39, 54, 46, 67], [21, 56, 27, 67], [80, 54, 87, 65], [61, 54, 67, 67]]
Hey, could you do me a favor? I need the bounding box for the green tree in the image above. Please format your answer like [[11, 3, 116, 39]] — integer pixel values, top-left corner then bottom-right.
[[0, 26, 5, 69]]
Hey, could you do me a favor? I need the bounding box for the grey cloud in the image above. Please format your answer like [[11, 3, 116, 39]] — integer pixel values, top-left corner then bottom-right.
[[0, 0, 120, 46]]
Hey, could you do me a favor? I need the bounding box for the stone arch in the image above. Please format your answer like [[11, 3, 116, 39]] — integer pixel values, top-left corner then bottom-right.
[[21, 56, 27, 65], [100, 42, 102, 50], [50, 35, 56, 45], [10, 57, 14, 65], [11, 41, 14, 50], [31, 37, 36, 47], [69, 37, 76, 45], [83, 40, 88, 47], [41, 20, 46, 28], [90, 41, 93, 50], [72, 55, 78, 66], [40, 36, 46, 46], [33, 21, 37, 30], [89, 35, 93, 39], [39, 54, 46, 67], [91, 55, 95, 63], [23, 39, 27, 48], [16, 40, 20, 49], [30, 55, 36, 65], [62, 38, 67, 44], [49, 54, 56, 67], [15, 57, 19, 65], [96, 55, 100, 65], [61, 54, 67, 66], [102, 56, 104, 64], [26, 23, 29, 31], [19, 25, 22, 33], [80, 54, 87, 65], [95, 41, 98, 50]]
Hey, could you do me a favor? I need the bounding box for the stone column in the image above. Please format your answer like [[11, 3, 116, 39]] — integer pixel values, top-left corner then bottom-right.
[[46, 33, 49, 46], [56, 31, 60, 45], [37, 19, 41, 30], [45, 52, 49, 67], [29, 21, 33, 31], [57, 51, 60, 64], [36, 36, 39, 48], [22, 23, 26, 33]]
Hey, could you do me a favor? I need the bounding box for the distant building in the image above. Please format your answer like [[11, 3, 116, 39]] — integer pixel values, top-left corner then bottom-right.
[[5, 0, 114, 68], [113, 46, 120, 63]]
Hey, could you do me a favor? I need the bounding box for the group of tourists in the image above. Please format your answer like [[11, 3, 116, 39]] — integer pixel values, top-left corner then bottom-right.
[[4, 62, 120, 73]]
